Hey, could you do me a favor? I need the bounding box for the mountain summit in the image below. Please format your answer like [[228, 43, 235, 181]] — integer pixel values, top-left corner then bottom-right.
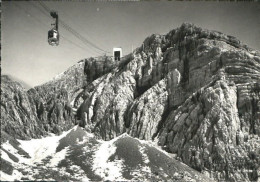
[[1, 23, 260, 181]]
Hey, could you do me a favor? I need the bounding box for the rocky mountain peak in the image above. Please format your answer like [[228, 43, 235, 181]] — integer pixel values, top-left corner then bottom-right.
[[1, 24, 259, 181]]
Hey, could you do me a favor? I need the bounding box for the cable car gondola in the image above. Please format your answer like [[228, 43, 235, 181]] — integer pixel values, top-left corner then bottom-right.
[[48, 11, 59, 46]]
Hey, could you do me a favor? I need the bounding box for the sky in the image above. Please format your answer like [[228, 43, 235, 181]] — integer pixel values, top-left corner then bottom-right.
[[2, 1, 260, 88]]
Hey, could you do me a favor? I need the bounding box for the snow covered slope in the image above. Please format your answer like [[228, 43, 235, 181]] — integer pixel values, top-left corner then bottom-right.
[[1, 126, 214, 181]]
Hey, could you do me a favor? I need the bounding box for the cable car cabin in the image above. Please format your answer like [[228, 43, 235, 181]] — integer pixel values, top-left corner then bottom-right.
[[113, 47, 122, 61], [48, 29, 59, 46], [48, 11, 59, 46]]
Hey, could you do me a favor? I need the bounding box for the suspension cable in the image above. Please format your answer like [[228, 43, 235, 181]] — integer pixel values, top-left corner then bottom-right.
[[29, 1, 103, 55], [15, 2, 100, 55], [37, 1, 110, 54]]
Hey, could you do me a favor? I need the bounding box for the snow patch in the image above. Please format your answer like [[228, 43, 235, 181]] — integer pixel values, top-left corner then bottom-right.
[[81, 177, 90, 182], [1, 141, 27, 163], [76, 133, 94, 145], [0, 170, 23, 181], [92, 134, 126, 181], [1, 149, 16, 164], [2, 141, 18, 155], [49, 147, 69, 167], [17, 126, 77, 165]]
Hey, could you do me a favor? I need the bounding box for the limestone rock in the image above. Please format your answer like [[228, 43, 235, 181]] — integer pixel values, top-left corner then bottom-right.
[[1, 75, 46, 139], [78, 23, 260, 181], [126, 79, 168, 140], [79, 70, 136, 140], [2, 23, 260, 182]]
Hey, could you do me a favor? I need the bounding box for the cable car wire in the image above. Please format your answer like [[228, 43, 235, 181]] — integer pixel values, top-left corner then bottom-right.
[[55, 4, 100, 45], [29, 1, 102, 55], [37, 1, 110, 54], [14, 2, 99, 55], [33, 1, 104, 54], [37, 1, 103, 51], [39, 1, 110, 53], [59, 20, 109, 53]]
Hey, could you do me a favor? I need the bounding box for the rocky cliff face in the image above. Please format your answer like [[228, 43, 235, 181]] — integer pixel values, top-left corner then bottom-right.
[[1, 55, 132, 139], [1, 62, 86, 139], [1, 23, 259, 182], [1, 75, 46, 140], [76, 23, 260, 181], [27, 61, 86, 134]]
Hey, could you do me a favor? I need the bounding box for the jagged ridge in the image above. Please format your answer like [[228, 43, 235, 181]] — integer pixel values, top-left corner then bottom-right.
[[76, 23, 260, 181], [1, 23, 260, 182]]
